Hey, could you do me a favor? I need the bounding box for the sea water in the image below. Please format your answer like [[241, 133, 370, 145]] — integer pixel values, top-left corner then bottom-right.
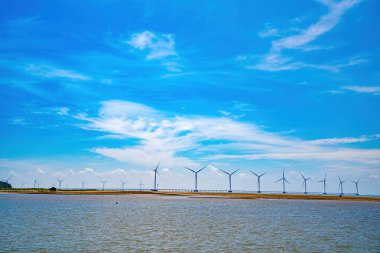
[[1, 193, 379, 252]]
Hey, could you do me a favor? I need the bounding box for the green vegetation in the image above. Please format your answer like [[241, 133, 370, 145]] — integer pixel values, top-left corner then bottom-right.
[[0, 181, 12, 189]]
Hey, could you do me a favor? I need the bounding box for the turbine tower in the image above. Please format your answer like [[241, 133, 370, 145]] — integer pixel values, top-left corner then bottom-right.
[[300, 173, 311, 194], [351, 179, 360, 195], [33, 179, 38, 189], [338, 177, 345, 195], [121, 179, 127, 191], [275, 169, 290, 193], [152, 162, 160, 191], [318, 174, 327, 194], [56, 178, 64, 189], [138, 180, 144, 191], [219, 169, 239, 193], [81, 181, 85, 190], [185, 165, 208, 192], [100, 180, 107, 191], [250, 171, 267, 193]]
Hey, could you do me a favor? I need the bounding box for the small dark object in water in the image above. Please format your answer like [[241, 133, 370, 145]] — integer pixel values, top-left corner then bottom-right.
[[50, 187, 56, 191], [116, 202, 118, 204]]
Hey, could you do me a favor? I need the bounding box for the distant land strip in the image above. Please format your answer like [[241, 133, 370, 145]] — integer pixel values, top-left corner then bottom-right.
[[1, 189, 379, 202]]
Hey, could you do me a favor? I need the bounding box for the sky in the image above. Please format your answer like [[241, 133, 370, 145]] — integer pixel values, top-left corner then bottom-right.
[[0, 0, 379, 194]]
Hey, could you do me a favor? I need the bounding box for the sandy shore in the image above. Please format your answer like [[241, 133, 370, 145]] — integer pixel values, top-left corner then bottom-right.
[[1, 189, 379, 202]]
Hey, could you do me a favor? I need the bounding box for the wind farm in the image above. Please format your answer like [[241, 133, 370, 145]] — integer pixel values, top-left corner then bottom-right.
[[1, 166, 378, 202]]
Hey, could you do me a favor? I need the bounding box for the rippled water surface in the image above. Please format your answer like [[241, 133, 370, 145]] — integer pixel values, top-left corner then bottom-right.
[[1, 193, 379, 252]]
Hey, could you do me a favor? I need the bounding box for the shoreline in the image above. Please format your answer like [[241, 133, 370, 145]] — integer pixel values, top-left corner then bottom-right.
[[1, 189, 379, 202]]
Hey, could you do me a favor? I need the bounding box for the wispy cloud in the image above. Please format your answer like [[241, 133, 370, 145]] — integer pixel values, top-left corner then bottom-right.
[[127, 31, 177, 60], [342, 85, 380, 94], [272, 0, 360, 51], [25, 64, 90, 80], [258, 27, 280, 38], [125, 30, 181, 72], [73, 100, 380, 167], [250, 0, 362, 71], [308, 135, 379, 144], [8, 117, 28, 126]]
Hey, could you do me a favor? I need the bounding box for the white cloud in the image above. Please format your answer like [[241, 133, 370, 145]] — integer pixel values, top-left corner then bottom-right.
[[252, 0, 362, 71], [74, 100, 380, 168], [127, 31, 177, 60], [79, 168, 94, 174], [308, 135, 379, 144], [54, 107, 70, 115], [258, 27, 280, 38], [36, 168, 45, 174], [25, 64, 90, 80], [272, 0, 360, 51], [342, 85, 380, 94], [8, 117, 28, 125]]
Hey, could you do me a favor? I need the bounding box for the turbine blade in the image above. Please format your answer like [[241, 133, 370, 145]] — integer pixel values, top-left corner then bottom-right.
[[185, 167, 196, 173], [275, 178, 282, 183], [285, 179, 290, 184], [197, 165, 208, 173], [219, 169, 229, 175], [155, 161, 161, 171], [231, 169, 239, 175], [250, 171, 259, 177], [260, 172, 268, 177]]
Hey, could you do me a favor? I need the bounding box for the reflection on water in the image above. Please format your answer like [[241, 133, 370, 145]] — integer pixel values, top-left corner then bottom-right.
[[1, 194, 379, 252]]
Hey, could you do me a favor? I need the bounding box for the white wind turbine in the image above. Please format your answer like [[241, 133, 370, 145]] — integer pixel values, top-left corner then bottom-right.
[[56, 178, 64, 189], [300, 173, 311, 194], [185, 165, 208, 192], [275, 169, 290, 194], [351, 179, 360, 195], [251, 171, 267, 193], [219, 169, 239, 193], [317, 174, 327, 194]]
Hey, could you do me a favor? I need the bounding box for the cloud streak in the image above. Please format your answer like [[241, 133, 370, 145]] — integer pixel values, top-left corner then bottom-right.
[[250, 0, 362, 71], [127, 31, 177, 60], [342, 85, 380, 94], [73, 100, 380, 167], [25, 64, 90, 80]]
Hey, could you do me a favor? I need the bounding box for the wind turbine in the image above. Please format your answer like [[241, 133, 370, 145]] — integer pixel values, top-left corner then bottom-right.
[[300, 173, 311, 194], [5, 176, 12, 184], [81, 181, 85, 190], [250, 171, 267, 193], [219, 169, 239, 193], [138, 180, 144, 191], [338, 177, 345, 195], [33, 179, 38, 189], [152, 162, 160, 191], [275, 169, 290, 193], [56, 178, 64, 189], [21, 182, 25, 189], [100, 180, 107, 191], [351, 179, 360, 195], [185, 165, 208, 192], [121, 179, 127, 191], [318, 174, 327, 194]]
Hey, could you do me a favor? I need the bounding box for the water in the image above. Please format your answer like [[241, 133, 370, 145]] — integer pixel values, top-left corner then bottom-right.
[[1, 193, 379, 252]]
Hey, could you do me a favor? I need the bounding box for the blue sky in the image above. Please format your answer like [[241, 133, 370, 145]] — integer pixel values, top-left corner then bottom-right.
[[1, 0, 380, 194]]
